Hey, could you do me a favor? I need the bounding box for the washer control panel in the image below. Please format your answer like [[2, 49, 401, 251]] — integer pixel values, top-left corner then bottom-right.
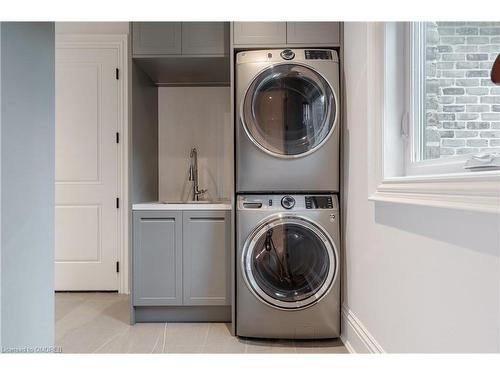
[[238, 194, 338, 211]]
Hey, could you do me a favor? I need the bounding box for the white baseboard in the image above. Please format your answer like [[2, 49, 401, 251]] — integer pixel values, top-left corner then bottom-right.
[[342, 338, 356, 354], [341, 304, 384, 353]]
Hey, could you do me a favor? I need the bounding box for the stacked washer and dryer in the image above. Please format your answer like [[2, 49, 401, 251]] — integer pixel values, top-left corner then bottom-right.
[[235, 48, 341, 339]]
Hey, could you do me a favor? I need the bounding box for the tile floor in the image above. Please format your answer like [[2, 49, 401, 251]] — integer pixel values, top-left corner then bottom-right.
[[55, 292, 348, 354]]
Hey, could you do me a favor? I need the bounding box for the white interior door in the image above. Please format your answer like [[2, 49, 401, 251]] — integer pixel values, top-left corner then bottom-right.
[[55, 44, 120, 291]]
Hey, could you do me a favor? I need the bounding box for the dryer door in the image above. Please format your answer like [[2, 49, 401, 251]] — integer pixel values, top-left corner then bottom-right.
[[242, 215, 337, 310], [241, 63, 337, 158]]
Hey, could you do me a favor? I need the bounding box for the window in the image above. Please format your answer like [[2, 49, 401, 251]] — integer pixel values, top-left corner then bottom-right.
[[368, 22, 500, 213], [407, 22, 500, 175]]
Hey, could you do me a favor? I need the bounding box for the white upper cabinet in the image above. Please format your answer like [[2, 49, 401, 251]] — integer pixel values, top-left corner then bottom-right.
[[181, 22, 228, 55], [286, 22, 340, 45], [233, 22, 341, 46], [133, 22, 182, 55], [233, 22, 286, 45]]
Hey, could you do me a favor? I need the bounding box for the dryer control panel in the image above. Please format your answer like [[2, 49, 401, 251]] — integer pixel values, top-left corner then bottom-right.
[[236, 49, 339, 64], [304, 50, 333, 60]]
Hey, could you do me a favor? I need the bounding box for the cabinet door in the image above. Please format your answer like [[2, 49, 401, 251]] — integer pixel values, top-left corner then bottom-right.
[[233, 22, 286, 45], [183, 211, 230, 306], [133, 211, 182, 306], [182, 22, 228, 55], [132, 22, 182, 56], [286, 22, 340, 45]]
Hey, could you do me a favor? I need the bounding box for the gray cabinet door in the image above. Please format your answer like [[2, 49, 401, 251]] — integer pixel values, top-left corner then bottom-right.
[[286, 22, 340, 45], [133, 211, 182, 306], [233, 22, 286, 45], [182, 211, 230, 306], [132, 22, 182, 56], [181, 22, 228, 55]]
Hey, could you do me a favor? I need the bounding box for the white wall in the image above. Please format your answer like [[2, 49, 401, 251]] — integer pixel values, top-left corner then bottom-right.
[[1, 22, 55, 350], [55, 22, 129, 35], [342, 22, 500, 353], [158, 87, 231, 202]]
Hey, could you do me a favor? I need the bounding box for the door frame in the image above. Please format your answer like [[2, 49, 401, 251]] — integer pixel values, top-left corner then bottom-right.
[[55, 34, 129, 293]]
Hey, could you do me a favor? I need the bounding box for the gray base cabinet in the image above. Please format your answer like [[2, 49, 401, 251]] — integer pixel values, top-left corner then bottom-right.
[[133, 211, 183, 306], [183, 211, 230, 305], [132, 210, 230, 313]]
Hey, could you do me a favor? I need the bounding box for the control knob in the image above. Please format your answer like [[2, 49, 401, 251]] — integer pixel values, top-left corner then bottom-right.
[[280, 49, 295, 60], [281, 196, 295, 209]]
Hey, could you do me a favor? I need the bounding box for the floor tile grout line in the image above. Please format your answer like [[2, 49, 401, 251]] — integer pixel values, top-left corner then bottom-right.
[[92, 326, 128, 354], [56, 295, 125, 342], [57, 295, 128, 353], [151, 325, 164, 354], [201, 323, 211, 352], [242, 336, 249, 353], [161, 322, 168, 353]]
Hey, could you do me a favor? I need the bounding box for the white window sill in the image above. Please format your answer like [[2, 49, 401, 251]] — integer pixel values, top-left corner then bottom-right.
[[369, 171, 500, 214]]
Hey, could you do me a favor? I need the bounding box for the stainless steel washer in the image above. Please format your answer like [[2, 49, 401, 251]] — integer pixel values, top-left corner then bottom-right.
[[236, 194, 340, 339], [236, 49, 340, 193]]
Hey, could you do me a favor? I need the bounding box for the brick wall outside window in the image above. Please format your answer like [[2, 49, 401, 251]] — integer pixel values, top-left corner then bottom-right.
[[424, 22, 500, 159]]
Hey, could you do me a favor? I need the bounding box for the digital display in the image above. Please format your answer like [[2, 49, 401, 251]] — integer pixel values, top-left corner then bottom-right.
[[304, 50, 333, 60], [305, 196, 333, 209]]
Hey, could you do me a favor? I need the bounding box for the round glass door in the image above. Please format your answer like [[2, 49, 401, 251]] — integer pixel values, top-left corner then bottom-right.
[[242, 216, 336, 310], [241, 63, 337, 158]]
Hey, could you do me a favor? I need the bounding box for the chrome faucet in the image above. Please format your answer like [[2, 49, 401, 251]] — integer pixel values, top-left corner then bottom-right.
[[188, 147, 207, 201]]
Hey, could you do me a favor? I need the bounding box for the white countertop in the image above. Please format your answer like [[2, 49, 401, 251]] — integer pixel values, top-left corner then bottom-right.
[[132, 201, 232, 211]]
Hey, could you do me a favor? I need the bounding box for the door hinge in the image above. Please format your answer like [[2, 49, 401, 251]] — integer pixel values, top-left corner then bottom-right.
[[115, 68, 119, 80], [116, 197, 120, 209], [116, 132, 120, 144], [116, 261, 120, 273]]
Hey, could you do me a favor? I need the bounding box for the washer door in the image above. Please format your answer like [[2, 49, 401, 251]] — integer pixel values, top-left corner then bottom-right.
[[242, 215, 337, 310], [241, 63, 337, 158]]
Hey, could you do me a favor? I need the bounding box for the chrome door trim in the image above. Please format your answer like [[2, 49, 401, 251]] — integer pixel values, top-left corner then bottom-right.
[[239, 62, 339, 159], [241, 213, 338, 310]]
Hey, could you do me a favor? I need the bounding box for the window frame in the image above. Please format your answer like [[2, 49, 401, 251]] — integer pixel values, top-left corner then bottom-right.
[[367, 22, 500, 213]]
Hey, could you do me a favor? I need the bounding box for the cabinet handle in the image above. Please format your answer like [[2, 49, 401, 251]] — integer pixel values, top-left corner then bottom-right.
[[189, 217, 225, 221], [140, 218, 175, 222]]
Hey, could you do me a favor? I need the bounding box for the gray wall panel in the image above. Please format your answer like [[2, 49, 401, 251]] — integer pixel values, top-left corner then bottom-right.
[[1, 22, 55, 349], [132, 61, 158, 203]]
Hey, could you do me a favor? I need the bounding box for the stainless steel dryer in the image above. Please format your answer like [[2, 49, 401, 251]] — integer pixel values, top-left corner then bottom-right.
[[236, 194, 340, 339], [236, 49, 340, 193]]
